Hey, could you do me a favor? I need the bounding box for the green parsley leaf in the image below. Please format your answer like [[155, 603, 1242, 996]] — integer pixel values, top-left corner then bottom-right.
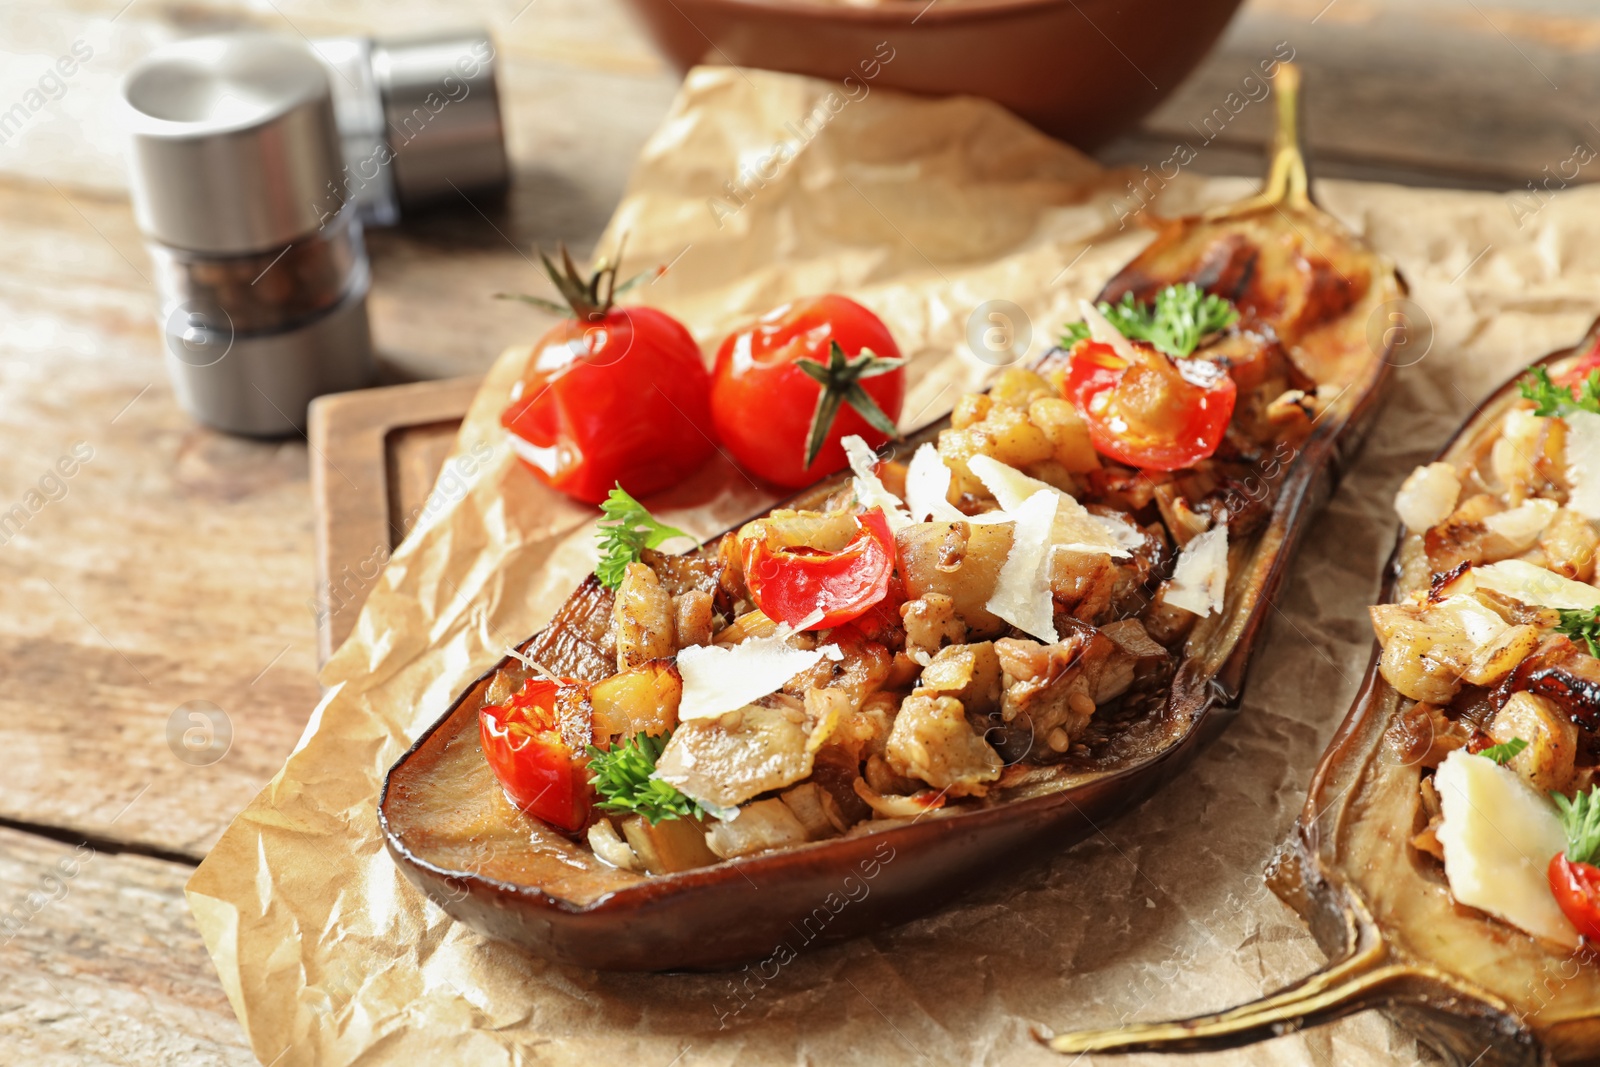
[[1518, 365, 1600, 418], [1554, 606, 1600, 658], [594, 485, 691, 590], [586, 729, 704, 824], [1058, 283, 1239, 359], [1553, 786, 1600, 865], [1479, 737, 1528, 765]]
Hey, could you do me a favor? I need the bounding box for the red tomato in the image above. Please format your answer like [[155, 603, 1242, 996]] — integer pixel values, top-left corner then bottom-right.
[[1548, 853, 1600, 941], [479, 677, 589, 832], [1065, 339, 1237, 471], [501, 306, 715, 505], [743, 507, 896, 631], [711, 295, 905, 488]]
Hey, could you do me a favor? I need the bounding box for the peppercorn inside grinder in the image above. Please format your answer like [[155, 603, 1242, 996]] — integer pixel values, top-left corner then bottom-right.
[[121, 34, 375, 436]]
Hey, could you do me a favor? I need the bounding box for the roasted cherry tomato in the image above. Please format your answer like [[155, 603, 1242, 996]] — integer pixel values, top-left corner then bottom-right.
[[1548, 853, 1600, 942], [711, 294, 905, 488], [500, 254, 714, 505], [1065, 339, 1237, 471], [479, 677, 589, 832], [743, 507, 896, 631]]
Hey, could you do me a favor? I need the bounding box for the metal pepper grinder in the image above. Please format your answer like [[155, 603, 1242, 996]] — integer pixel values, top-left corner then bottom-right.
[[315, 29, 509, 227], [121, 34, 376, 436]]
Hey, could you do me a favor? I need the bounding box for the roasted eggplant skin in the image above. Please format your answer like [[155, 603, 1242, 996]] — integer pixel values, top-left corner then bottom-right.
[[379, 65, 1406, 972], [1271, 328, 1600, 1067], [1043, 323, 1600, 1067]]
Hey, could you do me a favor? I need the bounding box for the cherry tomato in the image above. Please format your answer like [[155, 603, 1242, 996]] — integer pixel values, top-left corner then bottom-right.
[[1065, 339, 1237, 471], [479, 677, 590, 832], [1548, 853, 1600, 941], [743, 507, 896, 631], [501, 306, 715, 505], [711, 295, 905, 488]]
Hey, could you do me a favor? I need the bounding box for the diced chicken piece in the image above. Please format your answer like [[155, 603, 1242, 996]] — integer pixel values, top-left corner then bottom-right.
[[901, 592, 966, 664], [896, 521, 1014, 638], [1394, 462, 1461, 532], [779, 781, 846, 839], [915, 641, 1002, 717], [1370, 595, 1539, 703], [885, 694, 1002, 797], [1490, 408, 1562, 506], [864, 752, 922, 797], [1027, 397, 1099, 473], [1540, 507, 1599, 582], [1096, 619, 1172, 701], [654, 702, 814, 810], [1048, 549, 1118, 625], [1487, 691, 1580, 795], [613, 562, 675, 671], [588, 660, 681, 744], [673, 590, 714, 649], [995, 628, 1118, 755], [704, 799, 810, 859]]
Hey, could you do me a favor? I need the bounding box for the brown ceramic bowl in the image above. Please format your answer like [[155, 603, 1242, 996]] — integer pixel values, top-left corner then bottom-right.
[[618, 0, 1246, 149]]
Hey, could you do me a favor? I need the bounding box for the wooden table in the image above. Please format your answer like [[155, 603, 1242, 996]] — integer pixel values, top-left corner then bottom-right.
[[3, 0, 1596, 1061]]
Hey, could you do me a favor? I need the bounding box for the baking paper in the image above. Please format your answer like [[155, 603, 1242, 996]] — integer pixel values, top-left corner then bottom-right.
[[186, 65, 1600, 1066]]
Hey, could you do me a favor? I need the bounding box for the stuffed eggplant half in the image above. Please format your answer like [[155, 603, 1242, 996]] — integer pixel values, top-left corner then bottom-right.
[[1045, 324, 1600, 1066], [380, 65, 1404, 971]]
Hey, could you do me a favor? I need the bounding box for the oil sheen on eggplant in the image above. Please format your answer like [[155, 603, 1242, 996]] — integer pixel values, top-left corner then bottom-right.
[[1044, 324, 1600, 1067], [380, 64, 1407, 971]]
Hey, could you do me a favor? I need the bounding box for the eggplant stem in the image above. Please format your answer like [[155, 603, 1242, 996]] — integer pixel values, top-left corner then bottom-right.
[[1037, 946, 1415, 1055], [1207, 61, 1312, 219]]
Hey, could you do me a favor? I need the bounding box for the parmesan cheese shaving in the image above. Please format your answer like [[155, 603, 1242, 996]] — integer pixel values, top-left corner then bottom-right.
[[1473, 558, 1600, 611], [842, 434, 912, 532], [1565, 409, 1600, 520], [1435, 750, 1580, 949], [984, 489, 1059, 643], [967, 454, 1129, 557], [676, 636, 843, 722], [1165, 525, 1228, 617], [904, 443, 967, 523]]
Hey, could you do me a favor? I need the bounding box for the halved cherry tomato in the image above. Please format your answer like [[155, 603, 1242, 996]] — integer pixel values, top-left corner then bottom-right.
[[711, 295, 905, 488], [1065, 339, 1237, 471], [1548, 853, 1600, 941], [479, 677, 590, 832], [742, 507, 896, 631]]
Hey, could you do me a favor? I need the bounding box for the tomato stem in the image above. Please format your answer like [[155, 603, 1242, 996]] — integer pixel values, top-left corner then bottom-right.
[[796, 341, 905, 468]]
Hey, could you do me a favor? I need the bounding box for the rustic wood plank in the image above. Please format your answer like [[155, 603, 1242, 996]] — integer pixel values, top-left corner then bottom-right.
[[0, 827, 252, 1066], [1103, 0, 1600, 190]]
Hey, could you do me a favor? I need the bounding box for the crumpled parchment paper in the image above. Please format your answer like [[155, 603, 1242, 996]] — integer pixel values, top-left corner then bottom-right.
[[186, 65, 1600, 1067]]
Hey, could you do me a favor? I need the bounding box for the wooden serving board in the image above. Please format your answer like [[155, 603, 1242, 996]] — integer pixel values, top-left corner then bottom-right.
[[308, 376, 482, 663]]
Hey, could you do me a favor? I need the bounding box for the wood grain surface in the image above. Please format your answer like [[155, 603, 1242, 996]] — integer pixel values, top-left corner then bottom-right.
[[3, 0, 1597, 1061]]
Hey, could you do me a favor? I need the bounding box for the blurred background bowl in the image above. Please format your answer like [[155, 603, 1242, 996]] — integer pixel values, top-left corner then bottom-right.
[[618, 0, 1246, 149]]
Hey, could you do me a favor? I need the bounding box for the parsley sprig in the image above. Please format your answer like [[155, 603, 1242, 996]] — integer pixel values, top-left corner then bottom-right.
[[586, 729, 704, 824], [1554, 605, 1600, 658], [1554, 786, 1600, 865], [1479, 737, 1528, 765], [1518, 365, 1600, 418], [1061, 283, 1239, 359], [594, 485, 691, 590]]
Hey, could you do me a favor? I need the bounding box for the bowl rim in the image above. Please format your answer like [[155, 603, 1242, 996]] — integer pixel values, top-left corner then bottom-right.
[[659, 0, 1090, 27]]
